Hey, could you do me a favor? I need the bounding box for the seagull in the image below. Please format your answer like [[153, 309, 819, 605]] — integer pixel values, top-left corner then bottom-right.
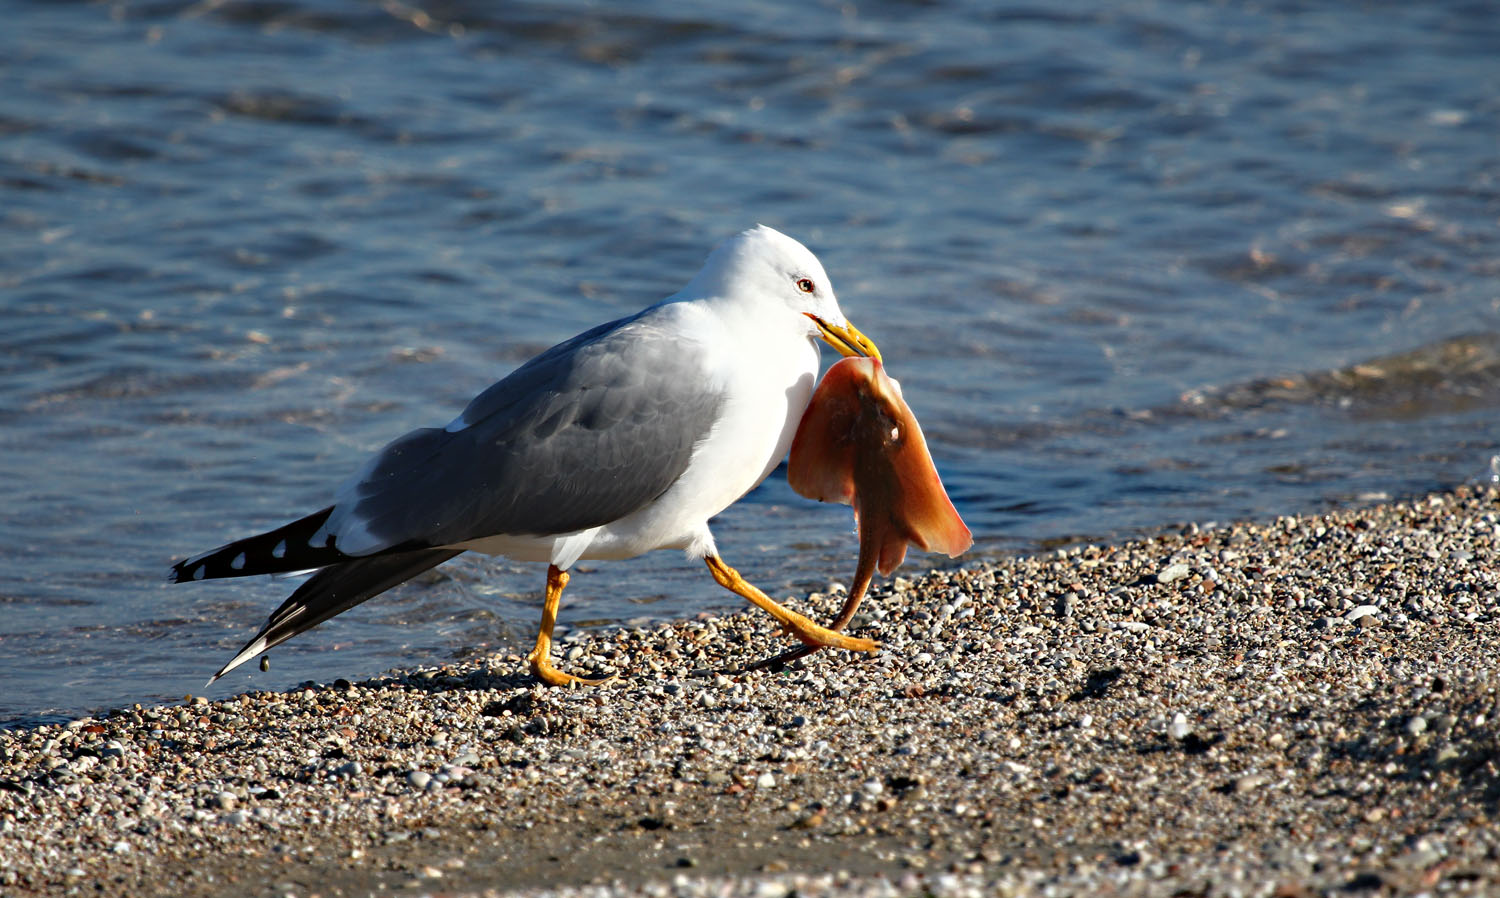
[[170, 225, 882, 687]]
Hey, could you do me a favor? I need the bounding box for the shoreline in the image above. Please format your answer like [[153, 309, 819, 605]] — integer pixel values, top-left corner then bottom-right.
[[3, 486, 1499, 897]]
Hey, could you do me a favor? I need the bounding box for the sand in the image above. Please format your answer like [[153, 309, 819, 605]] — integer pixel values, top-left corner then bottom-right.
[[3, 486, 1498, 897]]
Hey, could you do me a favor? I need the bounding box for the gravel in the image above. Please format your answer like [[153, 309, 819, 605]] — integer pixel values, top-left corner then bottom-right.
[[3, 486, 1500, 897]]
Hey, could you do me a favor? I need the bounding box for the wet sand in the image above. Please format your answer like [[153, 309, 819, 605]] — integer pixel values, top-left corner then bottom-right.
[[3, 487, 1498, 897]]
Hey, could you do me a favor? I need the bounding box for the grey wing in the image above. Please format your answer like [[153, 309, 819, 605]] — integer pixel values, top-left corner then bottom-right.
[[320, 310, 726, 555]]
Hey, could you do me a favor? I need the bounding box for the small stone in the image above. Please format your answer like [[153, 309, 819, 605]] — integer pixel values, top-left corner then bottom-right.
[[1168, 713, 1191, 741], [756, 772, 776, 789], [861, 779, 884, 796], [1156, 563, 1191, 584], [214, 791, 238, 810], [1406, 716, 1428, 737], [407, 770, 431, 790], [791, 810, 826, 829]]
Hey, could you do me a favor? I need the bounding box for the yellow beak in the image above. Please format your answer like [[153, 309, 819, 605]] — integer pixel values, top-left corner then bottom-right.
[[807, 314, 882, 363]]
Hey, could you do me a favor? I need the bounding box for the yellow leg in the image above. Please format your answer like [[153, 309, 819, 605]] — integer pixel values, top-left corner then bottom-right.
[[744, 537, 881, 670], [526, 565, 615, 687], [705, 556, 879, 654]]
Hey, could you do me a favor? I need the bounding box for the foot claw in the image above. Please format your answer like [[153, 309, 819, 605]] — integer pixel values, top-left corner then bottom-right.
[[528, 653, 615, 688], [786, 620, 879, 653]]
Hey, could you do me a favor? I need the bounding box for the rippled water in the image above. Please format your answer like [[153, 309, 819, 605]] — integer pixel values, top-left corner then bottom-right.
[[3, 0, 1498, 726]]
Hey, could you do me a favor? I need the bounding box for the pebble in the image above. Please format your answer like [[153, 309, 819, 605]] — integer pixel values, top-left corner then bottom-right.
[[1156, 562, 1191, 584]]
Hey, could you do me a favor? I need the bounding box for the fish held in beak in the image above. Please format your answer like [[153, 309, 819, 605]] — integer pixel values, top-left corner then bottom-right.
[[743, 356, 969, 672], [788, 356, 971, 574]]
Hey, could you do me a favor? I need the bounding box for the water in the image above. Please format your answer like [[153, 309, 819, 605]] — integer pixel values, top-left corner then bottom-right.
[[3, 0, 1497, 726]]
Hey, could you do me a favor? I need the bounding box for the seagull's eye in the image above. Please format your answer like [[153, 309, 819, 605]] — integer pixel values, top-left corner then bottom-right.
[[795, 277, 816, 294]]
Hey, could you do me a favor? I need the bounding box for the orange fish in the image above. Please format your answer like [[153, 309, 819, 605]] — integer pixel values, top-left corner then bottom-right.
[[754, 357, 971, 668]]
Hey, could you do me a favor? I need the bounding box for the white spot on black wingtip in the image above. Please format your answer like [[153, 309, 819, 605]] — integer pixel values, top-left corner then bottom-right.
[[192, 566, 205, 581], [177, 548, 213, 576], [231, 552, 246, 571], [272, 540, 287, 559]]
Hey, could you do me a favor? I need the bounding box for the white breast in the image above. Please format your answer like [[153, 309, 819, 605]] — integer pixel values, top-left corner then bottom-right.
[[578, 301, 819, 562]]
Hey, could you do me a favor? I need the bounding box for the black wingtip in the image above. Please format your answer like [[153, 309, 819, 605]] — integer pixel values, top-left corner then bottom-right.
[[167, 556, 200, 584], [168, 507, 344, 584]]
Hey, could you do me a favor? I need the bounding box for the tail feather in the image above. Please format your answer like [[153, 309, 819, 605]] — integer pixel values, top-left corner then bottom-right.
[[208, 548, 462, 684], [170, 507, 348, 583]]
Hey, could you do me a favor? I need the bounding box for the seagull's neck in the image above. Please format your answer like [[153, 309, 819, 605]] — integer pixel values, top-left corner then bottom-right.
[[684, 291, 808, 338]]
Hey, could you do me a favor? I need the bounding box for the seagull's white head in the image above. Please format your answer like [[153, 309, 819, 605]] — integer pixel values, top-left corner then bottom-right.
[[686, 224, 881, 360]]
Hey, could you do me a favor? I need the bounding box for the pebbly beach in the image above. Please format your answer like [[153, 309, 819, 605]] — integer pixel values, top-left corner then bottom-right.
[[3, 487, 1499, 898]]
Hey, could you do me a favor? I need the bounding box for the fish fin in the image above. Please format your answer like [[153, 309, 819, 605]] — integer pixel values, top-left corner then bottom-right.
[[872, 367, 973, 559], [787, 358, 873, 505]]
